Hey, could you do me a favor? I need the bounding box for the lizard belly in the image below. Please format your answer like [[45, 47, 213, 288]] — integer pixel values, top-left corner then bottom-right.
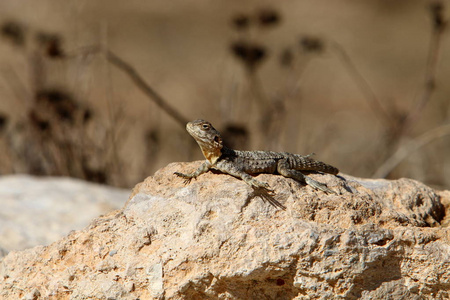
[[215, 156, 278, 175]]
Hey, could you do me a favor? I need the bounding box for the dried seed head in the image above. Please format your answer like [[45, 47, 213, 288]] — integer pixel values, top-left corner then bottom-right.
[[0, 113, 8, 133], [1, 21, 25, 46], [429, 1, 447, 31], [232, 14, 251, 30], [231, 41, 267, 71], [257, 8, 281, 27], [300, 36, 324, 53], [36, 32, 65, 58]]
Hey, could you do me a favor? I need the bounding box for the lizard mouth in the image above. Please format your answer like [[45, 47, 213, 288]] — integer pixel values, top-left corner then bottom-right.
[[186, 122, 195, 135]]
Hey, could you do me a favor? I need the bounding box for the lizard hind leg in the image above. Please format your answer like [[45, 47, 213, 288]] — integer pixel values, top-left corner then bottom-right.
[[220, 166, 275, 195], [240, 173, 274, 195], [277, 160, 335, 194]]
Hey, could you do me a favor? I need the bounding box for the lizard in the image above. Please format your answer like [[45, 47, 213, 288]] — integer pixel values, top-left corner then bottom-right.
[[174, 119, 339, 197]]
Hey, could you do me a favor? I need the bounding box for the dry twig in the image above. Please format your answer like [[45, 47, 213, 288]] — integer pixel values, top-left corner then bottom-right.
[[329, 40, 392, 124], [373, 123, 450, 178], [403, 2, 447, 132], [105, 50, 189, 127], [70, 46, 189, 128]]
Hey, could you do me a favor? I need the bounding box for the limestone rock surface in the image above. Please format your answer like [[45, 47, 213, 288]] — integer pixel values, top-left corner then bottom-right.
[[0, 175, 129, 254], [1, 162, 449, 299]]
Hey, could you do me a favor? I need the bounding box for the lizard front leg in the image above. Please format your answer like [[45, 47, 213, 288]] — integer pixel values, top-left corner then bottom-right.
[[174, 161, 211, 184]]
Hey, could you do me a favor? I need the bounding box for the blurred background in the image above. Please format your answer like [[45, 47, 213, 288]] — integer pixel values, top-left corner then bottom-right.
[[0, 0, 449, 190]]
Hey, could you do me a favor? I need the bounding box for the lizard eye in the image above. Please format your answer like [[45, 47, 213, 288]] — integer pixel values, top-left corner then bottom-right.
[[202, 124, 210, 130]]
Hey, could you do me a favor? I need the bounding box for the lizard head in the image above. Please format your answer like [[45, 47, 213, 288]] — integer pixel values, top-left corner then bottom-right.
[[186, 120, 223, 165]]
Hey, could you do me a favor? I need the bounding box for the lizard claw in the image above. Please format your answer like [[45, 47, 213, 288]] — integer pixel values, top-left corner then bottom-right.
[[249, 186, 285, 210], [252, 181, 275, 196], [174, 172, 194, 185], [264, 187, 275, 196], [304, 176, 335, 194], [184, 178, 193, 184]]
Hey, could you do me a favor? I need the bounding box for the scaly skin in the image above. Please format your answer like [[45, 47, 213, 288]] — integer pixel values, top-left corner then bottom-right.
[[175, 119, 339, 195]]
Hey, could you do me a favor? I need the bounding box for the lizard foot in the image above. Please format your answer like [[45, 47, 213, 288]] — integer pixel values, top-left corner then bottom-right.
[[305, 176, 335, 194], [263, 187, 276, 196], [251, 187, 286, 210], [250, 180, 275, 196], [304, 152, 316, 158], [242, 186, 285, 210], [174, 172, 194, 185]]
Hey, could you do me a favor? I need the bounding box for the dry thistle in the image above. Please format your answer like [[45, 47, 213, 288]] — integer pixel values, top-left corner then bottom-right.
[[231, 41, 267, 71]]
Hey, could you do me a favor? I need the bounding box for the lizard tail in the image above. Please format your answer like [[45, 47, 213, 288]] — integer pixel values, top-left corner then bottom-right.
[[316, 161, 339, 175], [293, 156, 339, 175]]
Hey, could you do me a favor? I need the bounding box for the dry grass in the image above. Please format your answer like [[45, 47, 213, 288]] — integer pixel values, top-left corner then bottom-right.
[[0, 0, 449, 189]]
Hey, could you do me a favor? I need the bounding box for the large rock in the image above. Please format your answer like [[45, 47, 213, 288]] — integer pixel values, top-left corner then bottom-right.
[[0, 162, 449, 299], [0, 175, 129, 254]]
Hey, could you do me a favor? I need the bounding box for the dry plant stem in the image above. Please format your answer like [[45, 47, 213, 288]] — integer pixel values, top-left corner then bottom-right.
[[247, 70, 269, 108], [101, 25, 122, 186], [373, 123, 450, 178], [329, 41, 392, 124], [1, 66, 31, 106], [403, 22, 445, 131], [248, 71, 286, 149], [375, 9, 446, 178], [105, 50, 189, 127], [284, 57, 311, 100]]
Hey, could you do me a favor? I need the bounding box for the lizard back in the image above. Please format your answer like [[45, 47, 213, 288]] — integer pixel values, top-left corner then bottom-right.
[[220, 147, 338, 175]]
